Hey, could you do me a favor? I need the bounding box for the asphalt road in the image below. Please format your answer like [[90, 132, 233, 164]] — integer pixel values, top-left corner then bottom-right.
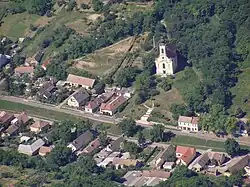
[[1, 95, 250, 147]]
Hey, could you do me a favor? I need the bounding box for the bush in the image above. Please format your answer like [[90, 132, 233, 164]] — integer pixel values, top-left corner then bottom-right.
[[81, 3, 89, 9]]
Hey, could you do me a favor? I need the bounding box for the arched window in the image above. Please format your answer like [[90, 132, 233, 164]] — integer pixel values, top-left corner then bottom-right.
[[161, 48, 164, 54], [163, 63, 165, 69]]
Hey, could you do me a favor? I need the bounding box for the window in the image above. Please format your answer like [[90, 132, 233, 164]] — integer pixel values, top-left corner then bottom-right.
[[162, 57, 164, 59], [161, 48, 164, 54], [163, 70, 166, 74], [163, 63, 165, 69]]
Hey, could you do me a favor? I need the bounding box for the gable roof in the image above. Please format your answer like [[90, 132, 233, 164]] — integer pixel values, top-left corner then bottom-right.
[[15, 66, 34, 74], [5, 124, 19, 135], [30, 120, 50, 129], [176, 146, 196, 165], [100, 95, 127, 112], [85, 100, 99, 110], [0, 111, 14, 124], [67, 74, 95, 88], [142, 170, 171, 179], [71, 130, 93, 151], [194, 152, 210, 168], [191, 117, 199, 124], [113, 158, 139, 166], [108, 136, 124, 151], [18, 139, 45, 155], [83, 138, 101, 154], [38, 81, 56, 97], [72, 89, 90, 104], [178, 116, 192, 123], [17, 112, 29, 125], [39, 146, 52, 155]]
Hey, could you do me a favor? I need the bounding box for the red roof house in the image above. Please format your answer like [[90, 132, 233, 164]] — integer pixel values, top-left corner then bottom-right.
[[100, 95, 127, 116], [176, 146, 196, 166], [82, 138, 101, 154]]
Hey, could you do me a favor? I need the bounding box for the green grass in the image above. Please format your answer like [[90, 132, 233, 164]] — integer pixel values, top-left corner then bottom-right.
[[0, 12, 40, 39], [0, 100, 81, 122], [230, 68, 250, 117]]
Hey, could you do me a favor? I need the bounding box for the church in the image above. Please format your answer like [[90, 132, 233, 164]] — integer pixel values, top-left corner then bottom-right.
[[155, 43, 178, 77]]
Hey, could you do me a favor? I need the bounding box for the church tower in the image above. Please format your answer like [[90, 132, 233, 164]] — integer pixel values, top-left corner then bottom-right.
[[155, 43, 178, 77]]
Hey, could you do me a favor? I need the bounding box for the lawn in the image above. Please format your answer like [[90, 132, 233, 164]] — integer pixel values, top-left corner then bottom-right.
[[0, 12, 40, 39], [230, 68, 250, 117], [0, 100, 82, 122]]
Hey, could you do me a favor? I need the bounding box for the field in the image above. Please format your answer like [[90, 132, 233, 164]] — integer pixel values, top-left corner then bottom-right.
[[73, 37, 138, 76], [230, 68, 250, 117], [0, 13, 40, 39]]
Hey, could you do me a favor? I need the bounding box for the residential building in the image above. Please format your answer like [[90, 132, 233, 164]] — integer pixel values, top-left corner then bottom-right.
[[67, 89, 90, 108], [39, 146, 53, 156], [105, 136, 124, 152], [112, 158, 141, 169], [30, 120, 50, 133], [122, 170, 171, 187], [82, 138, 101, 154], [176, 146, 196, 166], [94, 148, 112, 163], [18, 139, 45, 156], [5, 124, 20, 136], [178, 116, 199, 132], [37, 80, 57, 99], [14, 66, 34, 76], [155, 43, 178, 77], [85, 100, 99, 113], [11, 112, 29, 126], [0, 111, 15, 127], [100, 95, 127, 116], [217, 154, 250, 175], [190, 152, 210, 172], [67, 130, 93, 152], [66, 74, 95, 89], [207, 152, 226, 166], [97, 152, 121, 168]]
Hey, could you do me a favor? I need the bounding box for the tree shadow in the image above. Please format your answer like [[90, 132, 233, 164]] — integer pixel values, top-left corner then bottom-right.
[[163, 131, 176, 142]]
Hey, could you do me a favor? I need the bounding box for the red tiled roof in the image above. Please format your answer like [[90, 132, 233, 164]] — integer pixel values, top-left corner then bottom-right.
[[100, 95, 127, 112], [30, 121, 49, 129], [17, 112, 29, 124], [191, 117, 199, 124], [0, 111, 14, 124], [15, 66, 34, 74], [39, 146, 52, 155], [85, 100, 99, 110], [178, 116, 192, 123], [176, 146, 196, 165], [83, 138, 101, 153], [67, 74, 95, 88]]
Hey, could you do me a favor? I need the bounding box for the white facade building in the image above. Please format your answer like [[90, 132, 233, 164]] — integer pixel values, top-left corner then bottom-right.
[[178, 116, 199, 132], [155, 43, 178, 77]]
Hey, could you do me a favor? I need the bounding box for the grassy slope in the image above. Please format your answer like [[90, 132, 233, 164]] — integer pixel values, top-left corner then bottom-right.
[[230, 67, 250, 117]]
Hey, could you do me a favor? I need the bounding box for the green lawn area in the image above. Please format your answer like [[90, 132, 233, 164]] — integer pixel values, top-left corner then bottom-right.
[[0, 100, 81, 122], [0, 12, 40, 39], [230, 67, 250, 117]]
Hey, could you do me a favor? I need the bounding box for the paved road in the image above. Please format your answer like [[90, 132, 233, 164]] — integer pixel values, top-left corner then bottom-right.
[[1, 95, 250, 147]]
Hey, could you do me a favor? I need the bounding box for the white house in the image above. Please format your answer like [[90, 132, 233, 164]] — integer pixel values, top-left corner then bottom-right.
[[155, 43, 178, 77], [178, 116, 199, 132], [67, 89, 90, 108]]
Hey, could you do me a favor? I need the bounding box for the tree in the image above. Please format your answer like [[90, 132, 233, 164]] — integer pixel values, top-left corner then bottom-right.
[[138, 131, 145, 145], [224, 138, 241, 157], [150, 124, 164, 142], [46, 145, 77, 167], [67, 0, 76, 11], [99, 131, 108, 147], [92, 0, 103, 12], [118, 118, 138, 137], [93, 82, 105, 94], [123, 141, 141, 157], [225, 117, 237, 135]]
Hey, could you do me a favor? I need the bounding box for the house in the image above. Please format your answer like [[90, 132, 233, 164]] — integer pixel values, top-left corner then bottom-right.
[[0, 111, 15, 127], [18, 139, 45, 156], [41, 59, 50, 71], [11, 112, 29, 126], [94, 148, 112, 163], [30, 120, 50, 133], [82, 138, 101, 154], [217, 154, 250, 175], [190, 152, 210, 172], [5, 124, 20, 136], [122, 170, 171, 187], [100, 95, 127, 116], [97, 152, 121, 168], [178, 116, 199, 132], [37, 80, 57, 99], [207, 152, 226, 166], [176, 146, 196, 166], [67, 89, 90, 108], [66, 74, 95, 89], [0, 54, 11, 70], [39, 146, 53, 156], [85, 100, 99, 113], [112, 158, 141, 169], [105, 136, 124, 152], [14, 66, 34, 76], [67, 130, 93, 152], [19, 136, 31, 143]]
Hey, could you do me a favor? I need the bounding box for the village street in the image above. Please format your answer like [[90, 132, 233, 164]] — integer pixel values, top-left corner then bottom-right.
[[1, 95, 250, 147]]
